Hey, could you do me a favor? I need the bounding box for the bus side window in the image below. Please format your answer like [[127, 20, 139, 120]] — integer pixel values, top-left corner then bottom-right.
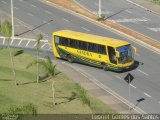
[[88, 43, 92, 52], [83, 42, 87, 50], [98, 45, 106, 54], [70, 39, 76, 48], [61, 37, 69, 46], [61, 37, 65, 46], [93, 44, 98, 53], [75, 40, 79, 48], [79, 41, 87, 50], [59, 37, 62, 45]]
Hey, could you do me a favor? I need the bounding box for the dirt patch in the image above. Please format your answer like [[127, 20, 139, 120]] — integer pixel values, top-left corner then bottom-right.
[[48, 0, 160, 49]]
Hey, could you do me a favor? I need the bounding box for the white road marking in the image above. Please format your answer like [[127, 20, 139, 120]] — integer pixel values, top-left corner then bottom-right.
[[31, 4, 37, 8], [18, 40, 23, 46], [81, 27, 90, 31], [27, 13, 34, 17], [148, 28, 160, 32], [144, 92, 152, 98], [41, 43, 47, 48], [1, 1, 7, 4], [137, 69, 149, 76], [111, 18, 150, 23], [14, 6, 19, 10], [79, 71, 89, 78], [45, 10, 52, 14], [116, 75, 123, 80], [3, 38, 5, 45], [10, 39, 15, 45], [33, 42, 37, 47], [158, 101, 160, 104], [130, 84, 136, 88], [63, 18, 70, 22], [25, 40, 30, 47]]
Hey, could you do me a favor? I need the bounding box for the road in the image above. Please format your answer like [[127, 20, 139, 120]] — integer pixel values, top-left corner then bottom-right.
[[75, 0, 160, 42], [0, 36, 51, 51], [0, 0, 160, 113]]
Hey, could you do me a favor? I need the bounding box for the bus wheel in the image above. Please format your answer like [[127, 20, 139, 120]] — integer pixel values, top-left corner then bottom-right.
[[101, 63, 108, 71], [67, 55, 73, 63]]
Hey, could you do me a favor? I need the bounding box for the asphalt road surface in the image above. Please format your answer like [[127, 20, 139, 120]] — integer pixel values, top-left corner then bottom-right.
[[75, 0, 160, 42], [0, 0, 160, 113]]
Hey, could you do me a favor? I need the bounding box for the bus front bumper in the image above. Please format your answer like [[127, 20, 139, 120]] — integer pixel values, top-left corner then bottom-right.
[[110, 63, 135, 72]]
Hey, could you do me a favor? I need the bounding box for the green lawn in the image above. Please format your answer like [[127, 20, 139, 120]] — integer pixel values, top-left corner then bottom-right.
[[152, 0, 160, 4], [0, 48, 115, 114]]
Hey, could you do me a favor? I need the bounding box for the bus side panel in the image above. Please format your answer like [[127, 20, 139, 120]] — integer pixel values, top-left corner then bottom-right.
[[52, 34, 60, 58], [58, 46, 110, 66]]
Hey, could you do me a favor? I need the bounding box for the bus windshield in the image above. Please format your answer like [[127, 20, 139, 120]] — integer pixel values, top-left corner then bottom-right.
[[116, 44, 133, 64]]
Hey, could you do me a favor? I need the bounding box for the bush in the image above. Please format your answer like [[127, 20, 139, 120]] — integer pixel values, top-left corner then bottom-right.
[[75, 83, 90, 106], [2, 103, 37, 120], [152, 0, 160, 4]]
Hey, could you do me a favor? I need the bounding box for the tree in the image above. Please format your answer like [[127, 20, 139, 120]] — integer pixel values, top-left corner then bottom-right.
[[1, 20, 17, 85], [35, 34, 43, 83], [0, 21, 1, 33], [27, 56, 61, 105]]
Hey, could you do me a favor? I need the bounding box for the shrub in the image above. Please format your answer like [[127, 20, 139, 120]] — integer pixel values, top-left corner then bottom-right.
[[75, 83, 90, 106]]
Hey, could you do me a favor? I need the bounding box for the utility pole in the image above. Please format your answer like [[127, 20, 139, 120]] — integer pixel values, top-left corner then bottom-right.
[[11, 0, 14, 39], [99, 0, 102, 18]]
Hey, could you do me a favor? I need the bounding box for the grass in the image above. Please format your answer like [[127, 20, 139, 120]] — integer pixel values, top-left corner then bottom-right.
[[152, 0, 160, 4], [0, 48, 115, 114]]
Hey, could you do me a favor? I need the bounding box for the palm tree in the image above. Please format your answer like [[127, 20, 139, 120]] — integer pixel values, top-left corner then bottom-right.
[[0, 21, 1, 33], [35, 34, 43, 83], [1, 20, 16, 85], [27, 56, 61, 105]]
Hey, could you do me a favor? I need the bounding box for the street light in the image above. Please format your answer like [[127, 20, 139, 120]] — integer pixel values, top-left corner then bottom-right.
[[98, 0, 101, 18], [11, 0, 14, 39]]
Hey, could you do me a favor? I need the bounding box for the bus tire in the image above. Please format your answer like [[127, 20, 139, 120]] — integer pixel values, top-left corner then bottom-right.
[[101, 63, 109, 71], [67, 55, 73, 63]]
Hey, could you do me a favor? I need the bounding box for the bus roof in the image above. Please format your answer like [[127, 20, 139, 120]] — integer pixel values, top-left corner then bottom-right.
[[53, 30, 129, 47]]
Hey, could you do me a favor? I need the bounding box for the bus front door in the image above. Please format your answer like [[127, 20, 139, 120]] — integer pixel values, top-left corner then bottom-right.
[[107, 46, 117, 64]]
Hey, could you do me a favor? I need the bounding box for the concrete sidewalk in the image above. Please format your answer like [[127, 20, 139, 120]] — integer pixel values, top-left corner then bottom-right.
[[127, 0, 160, 16]]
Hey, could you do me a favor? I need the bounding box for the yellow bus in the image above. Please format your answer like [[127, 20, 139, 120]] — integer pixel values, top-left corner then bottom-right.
[[52, 30, 136, 71]]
